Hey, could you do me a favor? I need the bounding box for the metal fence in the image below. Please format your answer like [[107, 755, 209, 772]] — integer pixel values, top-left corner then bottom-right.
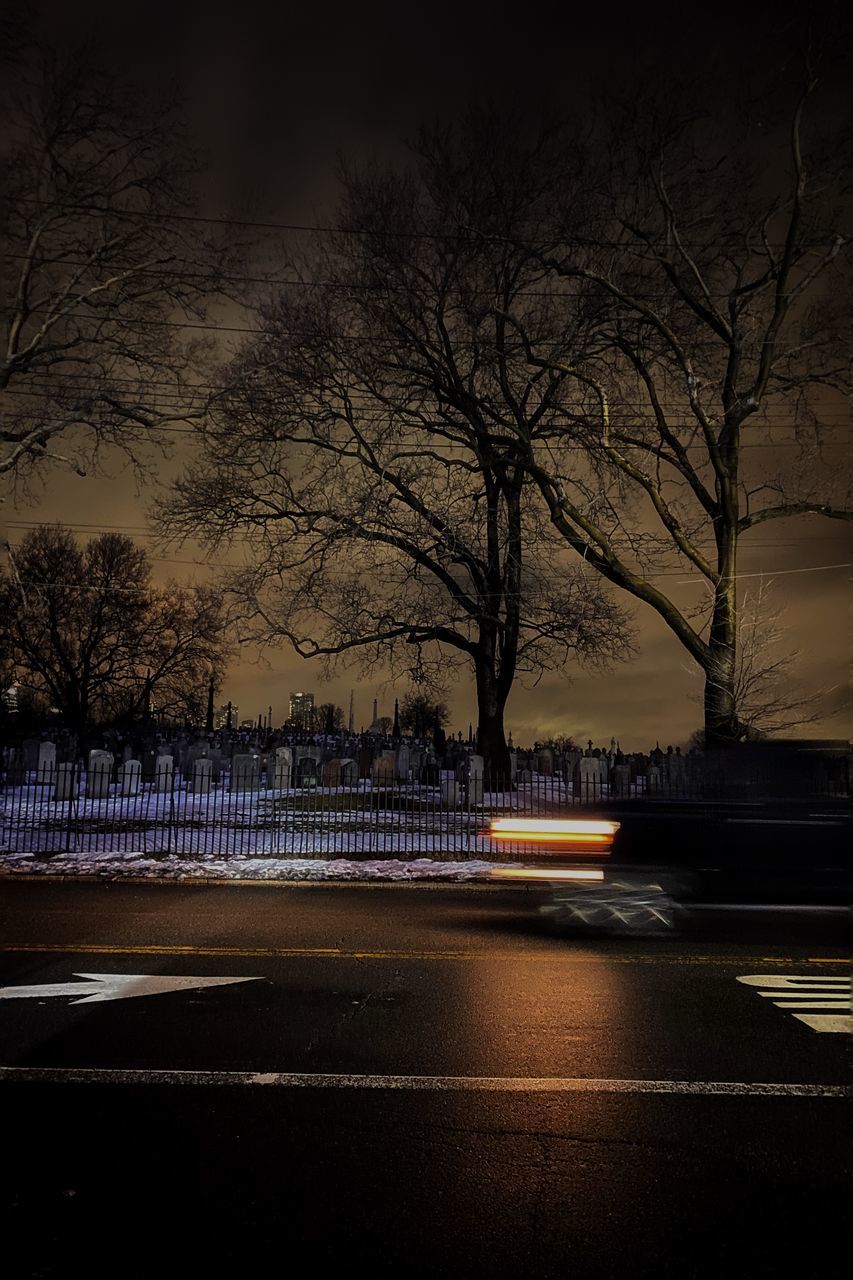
[[0, 768, 579, 861], [1, 754, 849, 862]]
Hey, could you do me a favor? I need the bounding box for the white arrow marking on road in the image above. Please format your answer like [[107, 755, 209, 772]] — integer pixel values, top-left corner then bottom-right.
[[0, 973, 263, 1005], [737, 975, 851, 1033]]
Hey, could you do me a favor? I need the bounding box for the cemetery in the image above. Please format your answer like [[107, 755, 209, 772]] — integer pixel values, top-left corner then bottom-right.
[[1, 726, 849, 869]]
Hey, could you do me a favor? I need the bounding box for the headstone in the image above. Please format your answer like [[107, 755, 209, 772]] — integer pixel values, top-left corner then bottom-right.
[[22, 738, 40, 771], [468, 753, 484, 805], [579, 756, 602, 799], [395, 744, 411, 781], [538, 747, 555, 777], [613, 763, 631, 796], [86, 750, 114, 799], [371, 752, 396, 786], [119, 759, 142, 796], [518, 767, 532, 784], [295, 756, 319, 786], [192, 757, 213, 795], [141, 749, 157, 781], [54, 762, 79, 801], [272, 746, 293, 790], [154, 755, 174, 792], [37, 742, 57, 780], [420, 760, 441, 786], [231, 754, 260, 791], [440, 774, 459, 807], [339, 758, 358, 786]]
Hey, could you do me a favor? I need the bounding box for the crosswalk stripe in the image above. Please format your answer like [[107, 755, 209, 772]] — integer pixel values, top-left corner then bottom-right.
[[737, 974, 851, 1033]]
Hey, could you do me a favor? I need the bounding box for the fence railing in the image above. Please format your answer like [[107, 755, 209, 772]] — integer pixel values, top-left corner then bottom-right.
[[1, 759, 849, 861]]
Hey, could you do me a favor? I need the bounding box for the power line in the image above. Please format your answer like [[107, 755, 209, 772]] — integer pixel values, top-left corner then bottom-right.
[[8, 375, 851, 422], [13, 198, 838, 250], [2, 249, 816, 301], [5, 516, 850, 544]]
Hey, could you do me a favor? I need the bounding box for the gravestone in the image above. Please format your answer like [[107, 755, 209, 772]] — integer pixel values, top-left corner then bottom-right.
[[154, 755, 174, 792], [37, 742, 57, 780], [538, 747, 555, 777], [518, 767, 532, 784], [192, 757, 213, 795], [141, 749, 158, 782], [119, 759, 142, 796], [613, 763, 631, 796], [322, 757, 358, 787], [395, 744, 411, 781], [578, 756, 602, 799], [440, 773, 459, 807], [272, 746, 293, 790], [295, 756, 319, 786], [371, 752, 396, 786], [420, 760, 441, 786], [86, 751, 113, 799], [468, 753, 484, 805], [22, 738, 40, 772], [231, 754, 260, 791], [54, 762, 79, 801], [358, 747, 375, 779]]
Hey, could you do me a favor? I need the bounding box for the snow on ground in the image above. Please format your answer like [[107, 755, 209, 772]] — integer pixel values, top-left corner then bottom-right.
[[0, 849, 512, 881]]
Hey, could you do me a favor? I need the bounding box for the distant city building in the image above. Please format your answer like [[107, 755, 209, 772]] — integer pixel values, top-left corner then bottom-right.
[[213, 703, 237, 729], [289, 691, 315, 729]]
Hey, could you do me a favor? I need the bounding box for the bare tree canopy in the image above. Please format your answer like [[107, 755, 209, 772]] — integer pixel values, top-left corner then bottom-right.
[[0, 36, 232, 490], [503, 61, 853, 746], [161, 118, 634, 776], [399, 691, 450, 738], [0, 525, 229, 737]]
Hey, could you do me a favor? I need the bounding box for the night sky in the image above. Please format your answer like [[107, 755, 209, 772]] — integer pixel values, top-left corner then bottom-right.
[[4, 1, 852, 748]]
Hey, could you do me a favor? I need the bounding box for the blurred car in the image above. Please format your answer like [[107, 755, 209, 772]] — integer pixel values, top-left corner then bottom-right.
[[487, 817, 681, 934]]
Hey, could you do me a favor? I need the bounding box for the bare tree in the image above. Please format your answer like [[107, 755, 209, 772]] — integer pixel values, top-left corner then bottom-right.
[[0, 38, 231, 488], [510, 64, 853, 746], [399, 690, 450, 738], [0, 526, 229, 739], [690, 579, 838, 739], [162, 121, 634, 777]]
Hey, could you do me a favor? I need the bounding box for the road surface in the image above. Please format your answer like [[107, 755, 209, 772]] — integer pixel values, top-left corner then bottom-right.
[[0, 880, 849, 1278]]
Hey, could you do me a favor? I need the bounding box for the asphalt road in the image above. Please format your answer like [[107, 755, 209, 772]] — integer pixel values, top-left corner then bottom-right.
[[0, 881, 849, 1279]]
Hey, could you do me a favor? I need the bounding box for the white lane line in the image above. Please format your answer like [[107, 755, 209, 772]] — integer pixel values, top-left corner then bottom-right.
[[0, 1067, 847, 1097]]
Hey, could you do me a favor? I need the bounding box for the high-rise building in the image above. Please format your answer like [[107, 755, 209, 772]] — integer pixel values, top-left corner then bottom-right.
[[289, 691, 315, 729], [214, 703, 237, 729]]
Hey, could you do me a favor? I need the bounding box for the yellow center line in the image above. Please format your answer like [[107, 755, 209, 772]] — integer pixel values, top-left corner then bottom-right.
[[0, 943, 846, 965]]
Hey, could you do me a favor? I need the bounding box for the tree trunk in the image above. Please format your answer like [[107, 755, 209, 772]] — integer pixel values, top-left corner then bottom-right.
[[474, 658, 511, 784], [703, 575, 739, 748]]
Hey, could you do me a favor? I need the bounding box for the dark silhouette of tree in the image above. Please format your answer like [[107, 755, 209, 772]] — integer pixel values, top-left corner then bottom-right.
[[315, 702, 344, 733], [0, 35, 234, 489], [400, 691, 449, 738], [0, 526, 229, 740], [161, 116, 633, 778], [512, 61, 852, 747]]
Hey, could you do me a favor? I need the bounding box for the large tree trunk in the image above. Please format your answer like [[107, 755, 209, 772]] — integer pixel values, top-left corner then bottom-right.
[[703, 557, 739, 748], [474, 656, 511, 784]]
